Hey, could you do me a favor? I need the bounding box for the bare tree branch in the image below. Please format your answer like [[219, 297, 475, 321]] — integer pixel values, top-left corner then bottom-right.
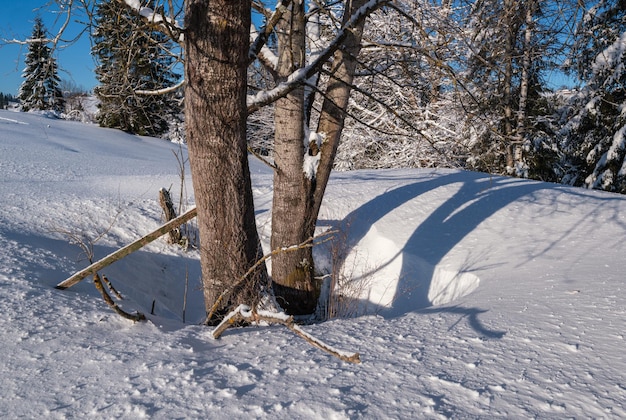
[[212, 304, 361, 364], [247, 0, 389, 114]]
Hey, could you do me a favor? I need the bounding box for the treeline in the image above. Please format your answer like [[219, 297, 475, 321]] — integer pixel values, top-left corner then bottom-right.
[[17, 0, 626, 195], [0, 93, 15, 109], [328, 0, 626, 195]]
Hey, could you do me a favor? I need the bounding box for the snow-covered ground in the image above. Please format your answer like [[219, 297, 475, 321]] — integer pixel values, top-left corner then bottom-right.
[[1, 109, 625, 418]]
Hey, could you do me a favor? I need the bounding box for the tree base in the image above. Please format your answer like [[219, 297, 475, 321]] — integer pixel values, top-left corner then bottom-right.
[[272, 281, 318, 315]]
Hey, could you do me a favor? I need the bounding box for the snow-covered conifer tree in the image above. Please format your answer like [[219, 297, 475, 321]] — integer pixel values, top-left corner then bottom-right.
[[563, 0, 626, 192], [18, 18, 64, 113], [92, 0, 180, 136]]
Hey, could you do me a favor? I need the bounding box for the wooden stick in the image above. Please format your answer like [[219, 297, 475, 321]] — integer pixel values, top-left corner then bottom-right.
[[56, 207, 197, 290], [93, 272, 146, 322], [158, 188, 182, 244], [212, 305, 361, 364]]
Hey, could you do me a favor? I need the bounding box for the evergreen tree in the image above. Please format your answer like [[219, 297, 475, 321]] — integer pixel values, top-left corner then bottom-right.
[[18, 18, 64, 112], [92, 0, 180, 136], [563, 0, 626, 193]]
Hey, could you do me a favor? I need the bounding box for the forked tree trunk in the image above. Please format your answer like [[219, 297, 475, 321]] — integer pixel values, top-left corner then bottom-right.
[[307, 0, 368, 238], [184, 0, 265, 319], [270, 0, 369, 315]]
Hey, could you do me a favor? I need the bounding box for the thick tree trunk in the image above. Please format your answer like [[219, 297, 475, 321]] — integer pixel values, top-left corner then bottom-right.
[[270, 0, 318, 315], [184, 0, 264, 318]]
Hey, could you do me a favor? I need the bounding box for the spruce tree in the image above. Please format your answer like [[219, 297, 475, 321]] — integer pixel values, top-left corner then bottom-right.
[[92, 0, 180, 136], [564, 0, 626, 193], [18, 18, 64, 112]]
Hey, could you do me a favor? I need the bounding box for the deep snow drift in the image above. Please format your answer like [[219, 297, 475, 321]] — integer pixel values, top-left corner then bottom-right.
[[1, 110, 625, 418]]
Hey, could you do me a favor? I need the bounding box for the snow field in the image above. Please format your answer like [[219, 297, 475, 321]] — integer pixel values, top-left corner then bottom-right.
[[1, 110, 626, 417]]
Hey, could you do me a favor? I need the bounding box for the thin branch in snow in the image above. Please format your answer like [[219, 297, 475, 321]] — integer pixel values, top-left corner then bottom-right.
[[211, 304, 361, 364]]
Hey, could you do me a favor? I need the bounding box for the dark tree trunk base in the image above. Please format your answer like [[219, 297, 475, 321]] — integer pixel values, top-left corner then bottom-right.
[[272, 281, 318, 315]]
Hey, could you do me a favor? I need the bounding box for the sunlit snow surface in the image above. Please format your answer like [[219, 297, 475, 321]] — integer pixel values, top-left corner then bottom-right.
[[1, 110, 625, 418]]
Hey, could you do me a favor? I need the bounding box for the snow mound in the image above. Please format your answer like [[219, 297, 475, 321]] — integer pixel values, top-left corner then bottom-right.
[[341, 223, 480, 315]]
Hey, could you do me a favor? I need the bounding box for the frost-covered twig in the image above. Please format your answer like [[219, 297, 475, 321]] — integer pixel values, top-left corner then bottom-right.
[[119, 0, 184, 43], [212, 305, 361, 364], [3, 0, 74, 48], [135, 79, 185, 96], [248, 0, 291, 65]]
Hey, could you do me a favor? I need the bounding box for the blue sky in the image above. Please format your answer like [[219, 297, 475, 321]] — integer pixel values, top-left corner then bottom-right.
[[0, 1, 97, 96]]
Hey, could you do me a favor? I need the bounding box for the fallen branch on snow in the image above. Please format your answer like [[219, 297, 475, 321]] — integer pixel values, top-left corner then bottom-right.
[[93, 272, 146, 322], [212, 305, 361, 364], [55, 207, 197, 290]]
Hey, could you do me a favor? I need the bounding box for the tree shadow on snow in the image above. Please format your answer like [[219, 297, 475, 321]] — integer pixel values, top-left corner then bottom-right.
[[323, 170, 556, 338]]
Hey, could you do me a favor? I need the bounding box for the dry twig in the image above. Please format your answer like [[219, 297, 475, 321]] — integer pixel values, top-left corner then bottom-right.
[[212, 305, 360, 364]]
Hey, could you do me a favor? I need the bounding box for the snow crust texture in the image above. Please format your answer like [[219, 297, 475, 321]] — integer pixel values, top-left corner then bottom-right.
[[1, 110, 626, 418]]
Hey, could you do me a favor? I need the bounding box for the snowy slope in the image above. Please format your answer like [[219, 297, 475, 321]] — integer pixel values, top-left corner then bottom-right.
[[1, 109, 625, 418]]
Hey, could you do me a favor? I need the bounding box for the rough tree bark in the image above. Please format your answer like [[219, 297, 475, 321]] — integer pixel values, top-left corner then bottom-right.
[[270, 0, 371, 315], [270, 0, 319, 315], [184, 0, 265, 320]]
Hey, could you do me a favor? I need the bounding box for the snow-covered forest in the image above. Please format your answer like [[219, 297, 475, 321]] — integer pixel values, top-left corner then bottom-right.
[[2, 0, 626, 417]]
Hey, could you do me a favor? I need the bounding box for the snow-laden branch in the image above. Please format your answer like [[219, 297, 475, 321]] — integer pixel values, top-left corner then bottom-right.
[[250, 24, 279, 72], [135, 78, 185, 95], [119, 0, 184, 43], [3, 1, 73, 48], [247, 0, 389, 113], [248, 0, 291, 66]]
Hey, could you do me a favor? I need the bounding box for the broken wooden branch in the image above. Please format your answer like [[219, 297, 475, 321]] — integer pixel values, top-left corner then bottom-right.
[[93, 272, 145, 322], [102, 274, 123, 300], [55, 206, 197, 290], [212, 305, 361, 364], [159, 188, 182, 244]]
